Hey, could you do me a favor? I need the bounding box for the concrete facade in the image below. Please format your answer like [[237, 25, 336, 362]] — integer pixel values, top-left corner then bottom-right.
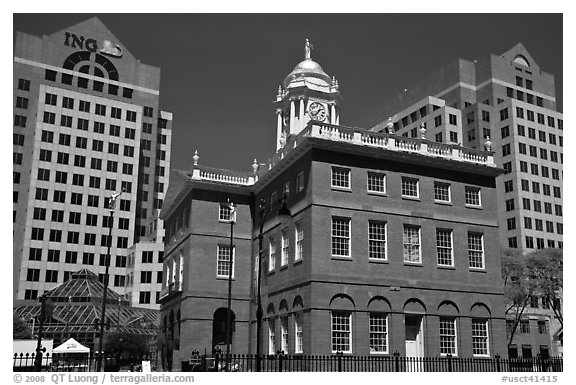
[[13, 17, 170, 309]]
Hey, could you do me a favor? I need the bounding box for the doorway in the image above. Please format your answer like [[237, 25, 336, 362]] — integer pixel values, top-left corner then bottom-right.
[[405, 314, 424, 357]]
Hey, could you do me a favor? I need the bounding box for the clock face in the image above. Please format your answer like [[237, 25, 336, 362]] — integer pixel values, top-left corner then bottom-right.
[[308, 102, 327, 122]]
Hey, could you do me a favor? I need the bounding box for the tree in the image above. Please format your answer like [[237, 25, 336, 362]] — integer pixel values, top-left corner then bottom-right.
[[105, 333, 149, 360], [13, 313, 33, 339], [501, 248, 535, 347], [526, 248, 563, 328]]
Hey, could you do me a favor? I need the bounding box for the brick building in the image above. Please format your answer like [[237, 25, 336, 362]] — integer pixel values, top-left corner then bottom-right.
[[159, 42, 506, 370]]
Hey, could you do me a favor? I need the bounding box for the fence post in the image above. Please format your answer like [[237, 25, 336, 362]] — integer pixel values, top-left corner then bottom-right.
[[278, 350, 284, 372], [214, 352, 220, 372], [393, 351, 400, 372], [337, 351, 343, 372], [495, 354, 501, 372], [447, 354, 452, 372]]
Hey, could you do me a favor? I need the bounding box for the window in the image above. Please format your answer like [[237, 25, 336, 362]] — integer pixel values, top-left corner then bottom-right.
[[35, 188, 48, 201], [465, 187, 481, 207], [144, 106, 154, 117], [62, 96, 74, 109], [508, 237, 518, 248], [449, 131, 458, 143], [449, 114, 457, 125], [369, 313, 388, 354], [525, 236, 534, 249], [31, 228, 44, 240], [542, 166, 549, 178], [527, 110, 534, 122], [110, 107, 122, 119], [553, 186, 561, 198], [431, 182, 450, 203], [481, 110, 490, 122], [122, 163, 133, 175], [33, 208, 46, 220], [505, 199, 515, 212], [504, 180, 514, 193], [27, 269, 40, 282], [281, 229, 289, 266], [434, 115, 442, 127], [109, 125, 121, 137], [435, 132, 443, 142], [79, 100, 90, 112], [141, 271, 152, 284], [124, 145, 135, 157], [517, 125, 525, 136], [532, 182, 540, 194], [296, 171, 305, 193], [94, 121, 105, 134], [77, 118, 89, 131], [70, 212, 82, 225], [269, 237, 276, 271], [29, 248, 42, 261], [16, 96, 28, 109], [530, 163, 539, 176], [84, 233, 96, 246], [518, 143, 526, 154], [332, 217, 351, 257], [294, 313, 303, 354], [472, 319, 489, 356], [126, 110, 137, 122], [468, 233, 484, 269], [218, 204, 232, 222], [37, 168, 50, 182], [403, 225, 421, 263], [501, 126, 510, 138], [281, 316, 289, 353], [18, 78, 31, 91], [13, 152, 23, 165], [65, 251, 78, 264], [507, 217, 516, 230], [142, 122, 153, 134], [520, 320, 530, 333], [439, 317, 457, 356], [107, 160, 118, 172], [368, 221, 387, 260], [401, 177, 419, 198], [521, 180, 529, 192], [44, 93, 57, 105], [139, 292, 151, 304], [51, 210, 64, 223], [295, 222, 304, 262], [533, 200, 542, 212], [53, 190, 66, 203], [108, 142, 119, 154], [331, 311, 352, 353], [367, 172, 386, 193], [502, 143, 511, 156], [268, 319, 276, 354], [500, 108, 509, 121], [538, 321, 547, 334], [59, 133, 71, 146], [43, 111, 56, 124], [68, 231, 80, 244], [217, 245, 234, 278], [436, 229, 453, 266], [95, 103, 106, 116], [76, 136, 87, 149], [125, 127, 136, 140], [92, 139, 104, 152], [331, 167, 350, 189]]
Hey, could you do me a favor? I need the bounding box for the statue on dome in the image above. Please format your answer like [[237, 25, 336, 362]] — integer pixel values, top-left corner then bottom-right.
[[305, 39, 313, 60]]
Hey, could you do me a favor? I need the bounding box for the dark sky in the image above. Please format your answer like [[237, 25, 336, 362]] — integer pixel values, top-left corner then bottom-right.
[[13, 14, 563, 173]]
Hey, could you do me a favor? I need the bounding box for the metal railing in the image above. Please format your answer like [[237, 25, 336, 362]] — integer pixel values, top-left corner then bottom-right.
[[13, 352, 151, 372], [183, 352, 563, 372]]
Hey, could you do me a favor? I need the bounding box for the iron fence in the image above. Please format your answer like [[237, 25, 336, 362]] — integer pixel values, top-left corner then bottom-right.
[[185, 352, 563, 372], [13, 352, 149, 372]]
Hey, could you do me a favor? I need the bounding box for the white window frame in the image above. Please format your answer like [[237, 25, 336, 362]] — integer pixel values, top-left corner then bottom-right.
[[281, 316, 289, 353], [331, 311, 352, 353], [331, 167, 351, 190], [401, 177, 419, 198], [468, 232, 485, 269], [281, 228, 289, 266], [268, 318, 276, 354], [439, 317, 458, 356], [294, 313, 303, 354], [436, 229, 454, 267], [465, 186, 482, 207], [216, 245, 235, 278], [368, 221, 387, 260], [331, 217, 351, 258], [295, 222, 304, 262], [434, 182, 451, 203], [219, 204, 231, 222], [369, 313, 388, 354], [268, 236, 276, 271], [472, 319, 490, 357], [403, 225, 421, 264], [367, 172, 386, 194]]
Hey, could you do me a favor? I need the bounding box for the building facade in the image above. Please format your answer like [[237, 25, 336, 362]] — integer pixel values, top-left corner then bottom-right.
[[159, 42, 507, 371], [13, 17, 170, 309], [369, 43, 563, 252], [367, 43, 563, 358]]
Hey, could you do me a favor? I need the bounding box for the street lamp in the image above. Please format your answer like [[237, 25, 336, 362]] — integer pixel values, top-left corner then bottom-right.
[[255, 194, 291, 371], [225, 199, 236, 371], [96, 189, 123, 372]]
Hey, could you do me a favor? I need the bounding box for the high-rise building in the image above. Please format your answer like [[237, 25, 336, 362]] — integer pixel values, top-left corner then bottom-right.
[[369, 43, 563, 252], [13, 17, 171, 309], [159, 41, 506, 371]]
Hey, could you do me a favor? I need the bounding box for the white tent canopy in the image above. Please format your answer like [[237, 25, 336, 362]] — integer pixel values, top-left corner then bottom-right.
[[53, 338, 90, 354]]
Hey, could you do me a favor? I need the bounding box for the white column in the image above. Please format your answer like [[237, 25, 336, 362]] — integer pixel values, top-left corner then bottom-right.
[[335, 106, 340, 125], [331, 105, 336, 124], [299, 99, 305, 133], [276, 109, 283, 151], [290, 100, 296, 135]]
